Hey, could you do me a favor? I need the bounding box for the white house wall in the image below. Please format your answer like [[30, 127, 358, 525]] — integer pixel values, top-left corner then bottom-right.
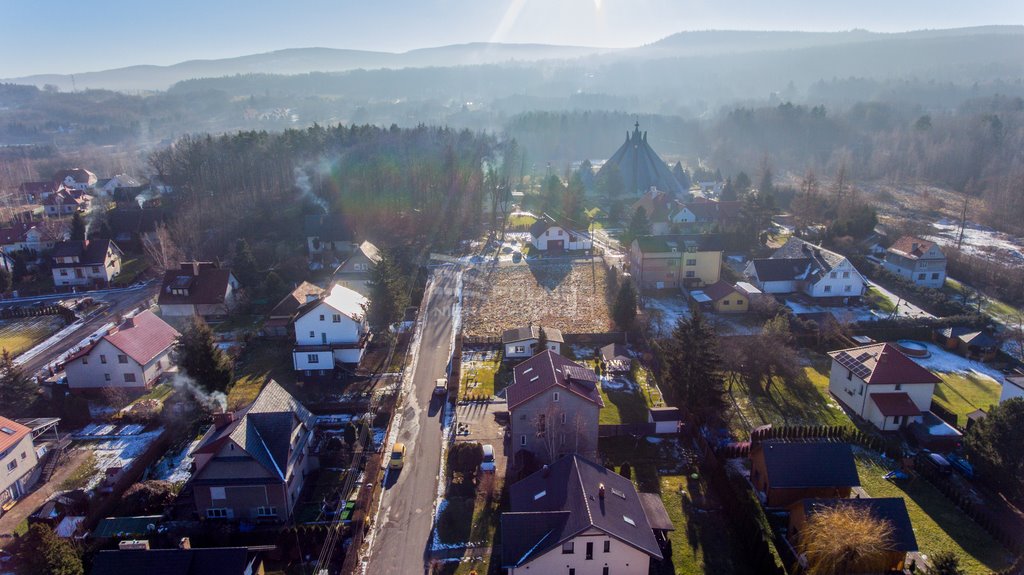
[[504, 340, 561, 359], [293, 350, 334, 370], [510, 532, 651, 575], [828, 361, 936, 429], [294, 302, 363, 346], [66, 339, 151, 390]]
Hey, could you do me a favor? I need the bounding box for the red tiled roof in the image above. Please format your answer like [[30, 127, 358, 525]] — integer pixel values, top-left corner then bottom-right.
[[0, 417, 31, 453], [507, 350, 604, 410], [870, 392, 923, 417], [888, 236, 940, 260], [158, 262, 234, 305], [102, 310, 180, 365], [702, 280, 741, 302], [0, 223, 30, 244], [828, 343, 941, 385]]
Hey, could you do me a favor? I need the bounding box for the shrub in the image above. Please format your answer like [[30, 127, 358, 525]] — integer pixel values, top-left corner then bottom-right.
[[436, 497, 475, 543]]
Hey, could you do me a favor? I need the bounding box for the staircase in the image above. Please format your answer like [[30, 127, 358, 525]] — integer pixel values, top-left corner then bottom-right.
[[39, 438, 72, 483]]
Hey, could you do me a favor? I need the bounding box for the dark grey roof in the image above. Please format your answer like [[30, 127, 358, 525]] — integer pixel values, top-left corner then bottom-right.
[[50, 239, 120, 268], [506, 350, 603, 410], [529, 217, 561, 238], [759, 442, 860, 489], [768, 238, 850, 283], [501, 455, 663, 568], [303, 213, 353, 242], [648, 407, 680, 422], [638, 492, 675, 531], [750, 257, 813, 282], [501, 325, 565, 344], [596, 123, 684, 195], [90, 547, 252, 575], [801, 498, 918, 552], [600, 343, 630, 362]]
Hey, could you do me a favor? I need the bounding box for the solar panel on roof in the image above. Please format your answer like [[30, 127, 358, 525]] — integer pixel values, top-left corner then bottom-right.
[[856, 352, 873, 362]]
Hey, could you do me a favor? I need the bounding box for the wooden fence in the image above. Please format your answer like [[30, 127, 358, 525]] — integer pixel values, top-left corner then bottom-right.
[[598, 422, 657, 437], [0, 304, 76, 323]]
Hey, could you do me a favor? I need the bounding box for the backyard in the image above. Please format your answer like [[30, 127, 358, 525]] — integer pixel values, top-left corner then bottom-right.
[[0, 315, 65, 357], [857, 455, 1014, 574], [459, 351, 509, 400], [660, 474, 755, 575], [227, 339, 297, 409], [914, 342, 1006, 426]]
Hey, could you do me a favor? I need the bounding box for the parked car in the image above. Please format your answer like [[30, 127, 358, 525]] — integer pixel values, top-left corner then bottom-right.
[[433, 377, 448, 396], [512, 251, 522, 263], [480, 444, 496, 473], [390, 442, 407, 470], [945, 453, 975, 478], [921, 451, 952, 476]]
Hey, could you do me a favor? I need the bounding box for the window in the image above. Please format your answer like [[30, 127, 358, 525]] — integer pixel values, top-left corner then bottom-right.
[[123, 373, 136, 383], [859, 384, 864, 395], [823, 285, 832, 293], [562, 541, 574, 554], [206, 508, 229, 519], [685, 259, 697, 266], [104, 373, 111, 381], [92, 266, 100, 274], [918, 273, 926, 280], [843, 271, 850, 278], [210, 487, 226, 499], [60, 269, 68, 276], [829, 272, 837, 279], [561, 412, 566, 424], [586, 542, 594, 560], [82, 357, 88, 365], [846, 369, 852, 380], [603, 567, 609, 575], [932, 273, 940, 279], [685, 271, 695, 278], [604, 540, 610, 553], [7, 460, 16, 472], [514, 346, 525, 353], [553, 391, 560, 402], [722, 300, 730, 306], [569, 569, 576, 575], [100, 355, 107, 364], [319, 314, 325, 321], [354, 263, 367, 271], [332, 314, 341, 323], [118, 354, 128, 364], [557, 229, 563, 236], [256, 506, 277, 517], [520, 435, 527, 446], [308, 354, 320, 364], [893, 415, 903, 426]]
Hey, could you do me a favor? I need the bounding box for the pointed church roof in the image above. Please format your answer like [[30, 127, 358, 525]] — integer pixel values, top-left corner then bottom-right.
[[597, 122, 684, 196]]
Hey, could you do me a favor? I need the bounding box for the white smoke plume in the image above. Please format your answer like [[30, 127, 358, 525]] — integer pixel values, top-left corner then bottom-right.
[[171, 373, 228, 413]]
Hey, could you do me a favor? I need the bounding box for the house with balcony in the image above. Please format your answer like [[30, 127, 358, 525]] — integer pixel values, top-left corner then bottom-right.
[[0, 417, 40, 506], [628, 234, 722, 290], [292, 283, 369, 377]]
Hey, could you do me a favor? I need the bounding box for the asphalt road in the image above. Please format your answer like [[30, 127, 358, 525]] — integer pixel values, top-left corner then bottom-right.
[[363, 265, 460, 575], [18, 284, 159, 378]]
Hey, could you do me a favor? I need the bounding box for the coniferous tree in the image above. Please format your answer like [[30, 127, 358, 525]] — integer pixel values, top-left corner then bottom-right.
[[929, 552, 966, 575], [662, 311, 724, 422], [672, 162, 691, 191], [177, 318, 233, 393], [0, 267, 11, 293], [70, 212, 86, 241], [0, 349, 36, 416], [20, 523, 83, 575], [612, 280, 638, 331], [12, 253, 28, 282], [734, 171, 752, 194], [535, 327, 549, 354], [366, 246, 411, 333], [964, 398, 1024, 498], [622, 206, 651, 247], [232, 238, 258, 289]]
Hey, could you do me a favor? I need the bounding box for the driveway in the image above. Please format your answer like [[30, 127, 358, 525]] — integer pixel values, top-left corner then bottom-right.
[[0, 449, 92, 548], [454, 400, 509, 479], [363, 265, 461, 574]]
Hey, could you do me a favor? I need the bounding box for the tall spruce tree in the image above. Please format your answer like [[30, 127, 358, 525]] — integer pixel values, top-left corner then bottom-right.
[[662, 311, 724, 422], [232, 238, 258, 289], [0, 349, 36, 416], [366, 246, 411, 333], [20, 523, 83, 575], [612, 280, 638, 331], [70, 212, 86, 241], [177, 318, 233, 393]]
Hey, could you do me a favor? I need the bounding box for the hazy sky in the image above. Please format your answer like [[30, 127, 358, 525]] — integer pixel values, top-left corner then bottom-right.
[[2, 0, 1021, 77]]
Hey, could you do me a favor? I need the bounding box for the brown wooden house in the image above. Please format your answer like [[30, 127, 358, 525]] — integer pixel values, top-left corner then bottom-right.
[[750, 442, 860, 508]]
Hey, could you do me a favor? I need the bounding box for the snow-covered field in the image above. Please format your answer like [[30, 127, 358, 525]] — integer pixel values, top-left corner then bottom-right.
[[913, 342, 1006, 384], [153, 438, 199, 484], [927, 219, 1024, 265], [84, 429, 163, 490]]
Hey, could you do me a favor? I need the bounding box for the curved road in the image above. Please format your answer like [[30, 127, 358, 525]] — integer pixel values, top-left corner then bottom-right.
[[363, 265, 461, 574]]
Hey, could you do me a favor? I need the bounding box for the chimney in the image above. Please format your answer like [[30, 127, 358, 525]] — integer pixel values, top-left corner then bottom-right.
[[599, 483, 606, 499], [119, 540, 150, 551], [178, 537, 191, 550], [213, 412, 235, 428], [541, 464, 550, 478], [191, 262, 201, 276]]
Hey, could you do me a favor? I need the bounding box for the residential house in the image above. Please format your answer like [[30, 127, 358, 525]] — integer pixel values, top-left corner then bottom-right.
[[0, 222, 66, 254], [628, 234, 723, 290], [91, 541, 262, 575], [263, 282, 324, 338], [158, 262, 239, 321], [750, 441, 860, 507], [63, 310, 179, 393], [332, 241, 380, 297], [107, 206, 165, 247], [647, 407, 681, 434], [507, 350, 604, 466], [292, 283, 369, 375], [53, 168, 97, 191], [530, 218, 592, 252], [98, 174, 146, 196], [696, 181, 722, 196], [0, 417, 40, 505], [629, 188, 674, 235], [884, 236, 946, 288], [827, 343, 941, 431], [1000, 375, 1024, 404], [501, 454, 668, 575], [304, 213, 355, 257], [698, 281, 749, 313], [18, 181, 61, 202], [600, 342, 631, 374], [502, 325, 564, 359], [42, 188, 91, 217], [670, 198, 741, 232], [744, 237, 865, 300], [50, 239, 122, 287], [595, 122, 685, 196], [788, 498, 918, 573], [189, 380, 316, 523], [933, 326, 1000, 361]]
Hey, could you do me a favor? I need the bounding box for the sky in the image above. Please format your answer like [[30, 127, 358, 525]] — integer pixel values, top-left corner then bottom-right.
[[1, 0, 1022, 77]]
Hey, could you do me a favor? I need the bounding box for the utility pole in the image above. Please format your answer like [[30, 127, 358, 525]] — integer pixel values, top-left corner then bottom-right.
[[956, 192, 968, 250]]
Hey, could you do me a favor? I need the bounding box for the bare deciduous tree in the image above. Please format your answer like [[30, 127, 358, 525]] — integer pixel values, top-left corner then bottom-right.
[[141, 223, 185, 275]]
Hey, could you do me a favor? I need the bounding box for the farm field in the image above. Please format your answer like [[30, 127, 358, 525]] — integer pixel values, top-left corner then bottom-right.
[[461, 260, 613, 337], [0, 315, 65, 357]]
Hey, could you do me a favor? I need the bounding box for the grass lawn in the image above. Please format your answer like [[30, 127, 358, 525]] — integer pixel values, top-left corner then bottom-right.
[[212, 314, 263, 334], [59, 452, 98, 491], [227, 339, 297, 410], [507, 214, 537, 230], [460, 358, 510, 400], [0, 315, 64, 357], [857, 456, 1013, 574], [864, 286, 896, 313], [932, 372, 1002, 425], [661, 475, 754, 575], [945, 277, 1021, 321], [599, 387, 650, 424], [116, 257, 149, 285], [724, 363, 853, 437]]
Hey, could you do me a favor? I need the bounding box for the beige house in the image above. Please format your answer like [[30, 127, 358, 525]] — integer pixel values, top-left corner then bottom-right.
[[332, 241, 380, 296], [698, 280, 749, 313], [50, 239, 122, 287], [189, 380, 316, 523], [884, 236, 946, 289], [158, 262, 240, 321], [0, 417, 40, 505], [827, 343, 941, 431], [507, 350, 604, 466], [628, 234, 723, 290], [501, 325, 563, 359], [64, 310, 179, 392]]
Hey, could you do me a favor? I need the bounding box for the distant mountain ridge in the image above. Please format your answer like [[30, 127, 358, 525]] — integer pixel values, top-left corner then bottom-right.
[[5, 26, 1024, 93]]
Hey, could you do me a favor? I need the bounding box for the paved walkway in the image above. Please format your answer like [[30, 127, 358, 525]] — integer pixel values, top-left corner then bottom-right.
[[0, 448, 92, 547]]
